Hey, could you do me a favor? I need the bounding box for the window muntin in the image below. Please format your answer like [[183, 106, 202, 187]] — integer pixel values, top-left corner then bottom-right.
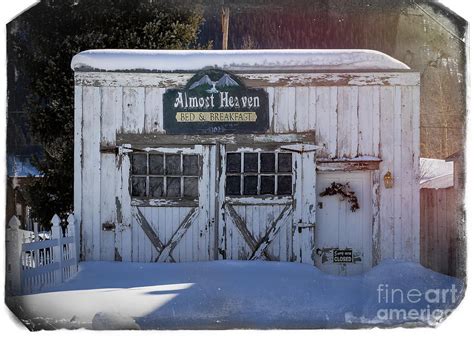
[[130, 152, 200, 199], [225, 151, 293, 196], [149, 154, 164, 175]]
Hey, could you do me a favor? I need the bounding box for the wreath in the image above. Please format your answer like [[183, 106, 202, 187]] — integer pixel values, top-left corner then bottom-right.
[[319, 182, 360, 212]]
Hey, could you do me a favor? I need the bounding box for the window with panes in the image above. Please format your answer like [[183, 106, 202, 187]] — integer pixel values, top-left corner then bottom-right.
[[225, 151, 293, 196], [130, 153, 200, 199]]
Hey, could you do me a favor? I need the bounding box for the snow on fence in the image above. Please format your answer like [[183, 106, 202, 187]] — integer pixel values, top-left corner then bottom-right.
[[6, 214, 78, 295]]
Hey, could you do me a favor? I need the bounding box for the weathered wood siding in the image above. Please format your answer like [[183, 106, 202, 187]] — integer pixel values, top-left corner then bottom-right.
[[420, 187, 457, 276], [75, 71, 420, 263], [81, 86, 101, 260], [379, 85, 420, 262]]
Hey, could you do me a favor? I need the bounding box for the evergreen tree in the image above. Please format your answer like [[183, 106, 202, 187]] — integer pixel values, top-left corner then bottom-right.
[[10, 0, 209, 227]]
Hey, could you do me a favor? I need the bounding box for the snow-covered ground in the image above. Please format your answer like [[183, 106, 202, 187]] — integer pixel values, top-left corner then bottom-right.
[[7, 260, 464, 330]]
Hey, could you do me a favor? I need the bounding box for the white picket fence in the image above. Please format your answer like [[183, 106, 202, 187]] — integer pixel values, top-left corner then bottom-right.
[[6, 214, 78, 295]]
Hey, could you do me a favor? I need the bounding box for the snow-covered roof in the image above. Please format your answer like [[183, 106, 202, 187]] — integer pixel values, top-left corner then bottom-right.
[[420, 158, 453, 189], [71, 49, 410, 73], [420, 174, 453, 189], [7, 155, 42, 178]]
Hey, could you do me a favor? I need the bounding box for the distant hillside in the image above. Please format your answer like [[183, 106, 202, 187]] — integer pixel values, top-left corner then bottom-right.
[[198, 0, 404, 54], [197, 0, 466, 159]]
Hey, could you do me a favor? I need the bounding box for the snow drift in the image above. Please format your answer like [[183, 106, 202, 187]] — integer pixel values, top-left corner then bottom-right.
[[8, 260, 464, 330]]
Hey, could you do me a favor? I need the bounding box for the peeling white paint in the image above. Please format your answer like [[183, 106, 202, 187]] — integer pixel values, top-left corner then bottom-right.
[[75, 50, 420, 272]]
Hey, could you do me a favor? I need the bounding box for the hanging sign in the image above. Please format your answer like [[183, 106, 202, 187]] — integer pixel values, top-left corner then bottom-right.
[[333, 249, 353, 263], [163, 69, 269, 134]]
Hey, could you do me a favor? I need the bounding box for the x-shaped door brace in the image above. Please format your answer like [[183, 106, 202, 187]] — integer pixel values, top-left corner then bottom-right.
[[224, 203, 293, 261], [132, 206, 199, 262]]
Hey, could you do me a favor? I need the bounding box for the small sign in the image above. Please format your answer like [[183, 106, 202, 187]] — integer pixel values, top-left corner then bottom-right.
[[333, 249, 353, 263], [163, 69, 269, 134], [175, 112, 257, 123]]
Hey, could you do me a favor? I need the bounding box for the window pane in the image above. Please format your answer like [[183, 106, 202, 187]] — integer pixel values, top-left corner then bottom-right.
[[226, 153, 241, 173], [244, 153, 258, 172], [277, 175, 292, 195], [243, 175, 258, 195], [260, 153, 275, 173], [166, 177, 181, 197], [165, 154, 181, 175], [149, 177, 164, 198], [260, 176, 275, 195], [131, 177, 146, 197], [278, 153, 292, 173], [183, 155, 199, 176], [183, 177, 198, 198], [131, 154, 147, 175], [225, 176, 241, 195], [149, 154, 164, 175]]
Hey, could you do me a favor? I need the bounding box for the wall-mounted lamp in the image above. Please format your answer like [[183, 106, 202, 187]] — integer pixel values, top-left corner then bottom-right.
[[384, 170, 393, 189]]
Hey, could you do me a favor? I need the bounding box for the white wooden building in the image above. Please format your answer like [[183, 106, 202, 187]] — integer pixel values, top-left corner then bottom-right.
[[71, 49, 420, 275]]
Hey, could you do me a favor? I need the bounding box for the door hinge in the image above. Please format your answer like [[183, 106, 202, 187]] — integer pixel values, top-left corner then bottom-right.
[[100, 144, 134, 155], [280, 144, 323, 153], [295, 222, 316, 229], [118, 144, 134, 155]]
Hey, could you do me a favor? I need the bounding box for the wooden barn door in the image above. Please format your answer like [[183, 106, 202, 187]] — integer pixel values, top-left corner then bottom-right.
[[217, 144, 317, 263], [122, 145, 217, 262], [315, 171, 372, 275]]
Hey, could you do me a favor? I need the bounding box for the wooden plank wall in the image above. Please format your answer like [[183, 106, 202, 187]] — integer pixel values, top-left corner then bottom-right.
[[81, 87, 101, 260], [76, 71, 420, 263], [73, 86, 82, 260], [420, 187, 457, 276], [378, 86, 420, 262]]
